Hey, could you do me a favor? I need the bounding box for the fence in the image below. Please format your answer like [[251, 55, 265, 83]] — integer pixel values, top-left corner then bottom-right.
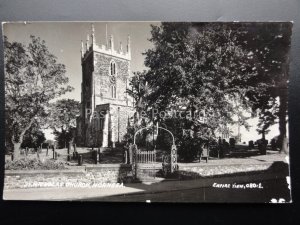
[[136, 150, 156, 163]]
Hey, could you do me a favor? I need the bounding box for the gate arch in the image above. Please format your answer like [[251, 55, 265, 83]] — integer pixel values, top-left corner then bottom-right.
[[131, 124, 178, 178], [133, 126, 175, 146]]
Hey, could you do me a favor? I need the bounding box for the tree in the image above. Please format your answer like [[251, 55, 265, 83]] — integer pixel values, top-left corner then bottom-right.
[[126, 71, 156, 148], [144, 23, 255, 135], [239, 23, 292, 151], [47, 99, 80, 148], [127, 71, 150, 124], [21, 124, 46, 149], [128, 23, 258, 161], [4, 36, 73, 159]]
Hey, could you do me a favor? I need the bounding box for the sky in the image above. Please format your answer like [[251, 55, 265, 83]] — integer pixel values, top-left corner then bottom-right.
[[3, 22, 284, 142]]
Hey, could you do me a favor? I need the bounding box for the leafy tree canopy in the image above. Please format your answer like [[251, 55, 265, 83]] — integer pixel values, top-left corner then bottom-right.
[[4, 36, 73, 158], [142, 23, 257, 138], [47, 99, 80, 148]]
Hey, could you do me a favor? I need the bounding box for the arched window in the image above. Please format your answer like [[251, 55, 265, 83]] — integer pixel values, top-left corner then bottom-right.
[[111, 86, 116, 98], [110, 61, 116, 76]]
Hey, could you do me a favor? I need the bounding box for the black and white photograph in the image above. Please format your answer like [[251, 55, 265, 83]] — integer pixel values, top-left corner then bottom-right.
[[2, 21, 293, 203]]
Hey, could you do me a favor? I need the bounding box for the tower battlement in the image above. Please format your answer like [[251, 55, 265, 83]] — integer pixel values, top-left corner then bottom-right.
[[81, 24, 131, 61]]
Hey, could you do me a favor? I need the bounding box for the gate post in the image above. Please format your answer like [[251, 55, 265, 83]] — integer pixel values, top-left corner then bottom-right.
[[131, 144, 138, 179], [170, 144, 178, 173]]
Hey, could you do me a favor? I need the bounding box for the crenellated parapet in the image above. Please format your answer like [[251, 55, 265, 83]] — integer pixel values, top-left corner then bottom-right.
[[81, 23, 131, 61]]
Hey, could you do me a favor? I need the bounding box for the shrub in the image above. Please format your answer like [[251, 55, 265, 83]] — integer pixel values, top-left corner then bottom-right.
[[5, 158, 66, 170], [178, 136, 202, 162]]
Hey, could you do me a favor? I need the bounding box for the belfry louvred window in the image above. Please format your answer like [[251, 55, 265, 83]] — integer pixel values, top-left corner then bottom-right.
[[110, 61, 116, 76]]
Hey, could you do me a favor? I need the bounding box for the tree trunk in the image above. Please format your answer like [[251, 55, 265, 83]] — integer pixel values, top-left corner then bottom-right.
[[278, 90, 288, 153], [281, 136, 288, 154], [12, 118, 35, 160], [13, 142, 21, 160]]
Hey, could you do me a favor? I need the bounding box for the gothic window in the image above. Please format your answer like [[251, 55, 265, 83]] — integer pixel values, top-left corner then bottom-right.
[[111, 86, 116, 98]]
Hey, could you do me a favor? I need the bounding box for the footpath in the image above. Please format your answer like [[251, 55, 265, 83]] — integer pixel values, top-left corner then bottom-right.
[[3, 169, 287, 201]]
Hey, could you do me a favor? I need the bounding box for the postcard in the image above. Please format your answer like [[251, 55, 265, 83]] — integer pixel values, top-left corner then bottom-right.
[[2, 22, 293, 203]]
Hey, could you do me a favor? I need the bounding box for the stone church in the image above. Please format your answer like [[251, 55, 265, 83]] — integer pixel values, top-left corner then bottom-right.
[[76, 24, 135, 148]]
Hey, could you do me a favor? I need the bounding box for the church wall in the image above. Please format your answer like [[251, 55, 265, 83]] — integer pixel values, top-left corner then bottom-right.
[[78, 53, 94, 146], [109, 105, 135, 144], [93, 52, 130, 107], [88, 104, 135, 147], [81, 53, 94, 116]]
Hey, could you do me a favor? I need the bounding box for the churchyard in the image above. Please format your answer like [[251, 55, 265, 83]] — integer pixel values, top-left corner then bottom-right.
[[4, 141, 288, 190]]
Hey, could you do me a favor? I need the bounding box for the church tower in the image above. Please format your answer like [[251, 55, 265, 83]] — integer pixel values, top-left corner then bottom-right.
[[77, 24, 134, 148]]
